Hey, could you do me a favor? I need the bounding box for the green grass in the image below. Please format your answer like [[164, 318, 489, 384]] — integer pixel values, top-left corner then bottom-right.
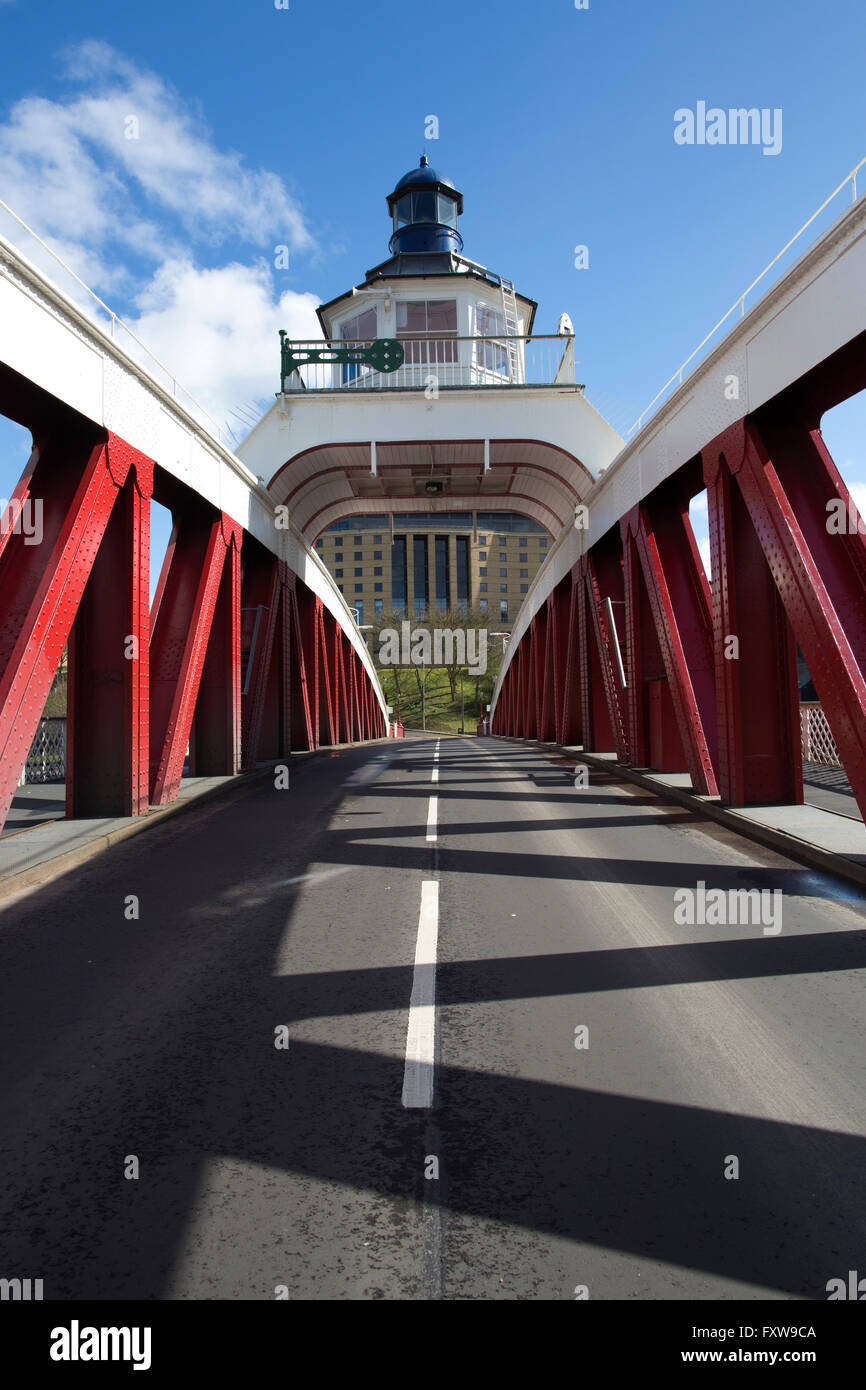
[[378, 666, 490, 734], [42, 674, 67, 717]]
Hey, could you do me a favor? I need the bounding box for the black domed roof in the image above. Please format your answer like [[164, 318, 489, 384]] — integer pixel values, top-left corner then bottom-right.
[[387, 155, 463, 214], [393, 159, 456, 194]]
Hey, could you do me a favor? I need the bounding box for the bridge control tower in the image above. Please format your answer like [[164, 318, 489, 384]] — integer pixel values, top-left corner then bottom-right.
[[237, 158, 623, 543], [314, 155, 537, 390]]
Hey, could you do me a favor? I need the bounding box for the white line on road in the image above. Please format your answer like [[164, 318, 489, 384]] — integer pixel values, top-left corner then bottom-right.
[[427, 740, 440, 837], [402, 880, 440, 1109]]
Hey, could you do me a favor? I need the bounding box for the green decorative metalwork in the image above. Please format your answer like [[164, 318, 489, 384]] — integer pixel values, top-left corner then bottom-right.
[[279, 331, 404, 391]]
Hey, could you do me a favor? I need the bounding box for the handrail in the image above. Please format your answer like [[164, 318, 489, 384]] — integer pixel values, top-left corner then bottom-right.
[[292, 334, 574, 344], [0, 195, 234, 448], [282, 333, 578, 391], [626, 155, 866, 436]]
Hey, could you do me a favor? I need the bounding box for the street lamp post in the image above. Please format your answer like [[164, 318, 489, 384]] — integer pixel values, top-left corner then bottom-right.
[[460, 670, 465, 733]]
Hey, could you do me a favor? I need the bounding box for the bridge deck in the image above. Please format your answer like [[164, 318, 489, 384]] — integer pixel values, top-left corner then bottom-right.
[[0, 736, 862, 1300]]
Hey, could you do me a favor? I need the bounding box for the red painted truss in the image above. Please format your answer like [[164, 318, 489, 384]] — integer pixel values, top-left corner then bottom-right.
[[493, 337, 866, 820], [0, 377, 386, 836]]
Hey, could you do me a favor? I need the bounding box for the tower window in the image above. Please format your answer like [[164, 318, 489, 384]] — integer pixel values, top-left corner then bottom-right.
[[413, 190, 436, 222], [392, 191, 457, 230], [476, 304, 509, 374], [397, 300, 457, 365], [437, 193, 458, 227]]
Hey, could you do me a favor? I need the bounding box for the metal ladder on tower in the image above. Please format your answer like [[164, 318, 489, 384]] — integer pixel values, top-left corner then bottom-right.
[[497, 276, 521, 382]]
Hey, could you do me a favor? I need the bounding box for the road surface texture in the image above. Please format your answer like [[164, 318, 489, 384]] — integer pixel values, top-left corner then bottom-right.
[[0, 734, 863, 1300]]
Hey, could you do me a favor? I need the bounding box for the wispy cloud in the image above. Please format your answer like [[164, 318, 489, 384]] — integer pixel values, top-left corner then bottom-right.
[[0, 41, 318, 429], [129, 258, 320, 424]]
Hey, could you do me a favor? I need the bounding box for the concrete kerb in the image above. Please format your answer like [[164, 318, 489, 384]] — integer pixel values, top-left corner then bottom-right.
[[0, 737, 391, 909], [490, 736, 866, 893]]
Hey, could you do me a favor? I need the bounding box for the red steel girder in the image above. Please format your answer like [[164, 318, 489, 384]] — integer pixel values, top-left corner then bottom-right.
[[531, 610, 547, 740], [241, 554, 281, 770], [278, 563, 293, 757], [709, 414, 866, 816], [288, 585, 314, 751], [66, 438, 154, 817], [620, 529, 648, 769], [191, 528, 241, 778], [316, 600, 337, 747], [334, 631, 353, 744], [621, 506, 717, 794], [0, 427, 148, 832], [149, 509, 241, 805], [538, 598, 558, 742], [582, 552, 629, 761]]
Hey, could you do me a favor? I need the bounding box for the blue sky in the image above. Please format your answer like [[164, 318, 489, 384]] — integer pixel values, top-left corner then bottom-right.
[[0, 0, 864, 574]]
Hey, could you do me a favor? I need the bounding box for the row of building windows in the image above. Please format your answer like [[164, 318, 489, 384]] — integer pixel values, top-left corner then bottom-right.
[[317, 533, 547, 550]]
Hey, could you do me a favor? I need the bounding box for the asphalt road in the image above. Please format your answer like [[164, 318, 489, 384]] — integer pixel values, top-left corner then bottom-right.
[[0, 734, 864, 1301]]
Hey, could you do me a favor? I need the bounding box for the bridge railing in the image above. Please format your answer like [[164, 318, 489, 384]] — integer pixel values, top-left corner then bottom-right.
[[282, 335, 580, 392], [799, 704, 842, 768], [626, 155, 866, 435], [19, 717, 67, 785], [0, 196, 237, 450]]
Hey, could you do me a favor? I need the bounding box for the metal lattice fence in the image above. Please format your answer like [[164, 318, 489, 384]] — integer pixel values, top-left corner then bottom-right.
[[799, 703, 841, 768], [21, 716, 67, 784]]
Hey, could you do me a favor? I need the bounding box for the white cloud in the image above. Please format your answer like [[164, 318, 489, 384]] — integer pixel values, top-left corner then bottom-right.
[[127, 259, 321, 428], [0, 41, 321, 429], [0, 42, 312, 269], [698, 536, 711, 576]]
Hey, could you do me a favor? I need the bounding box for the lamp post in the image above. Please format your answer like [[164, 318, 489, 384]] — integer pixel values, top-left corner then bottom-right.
[[460, 670, 465, 733]]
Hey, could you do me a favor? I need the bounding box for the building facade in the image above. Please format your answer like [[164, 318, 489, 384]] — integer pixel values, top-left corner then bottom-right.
[[314, 510, 550, 627]]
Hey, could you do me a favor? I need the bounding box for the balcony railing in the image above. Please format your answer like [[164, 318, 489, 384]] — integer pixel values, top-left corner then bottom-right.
[[281, 335, 581, 393]]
